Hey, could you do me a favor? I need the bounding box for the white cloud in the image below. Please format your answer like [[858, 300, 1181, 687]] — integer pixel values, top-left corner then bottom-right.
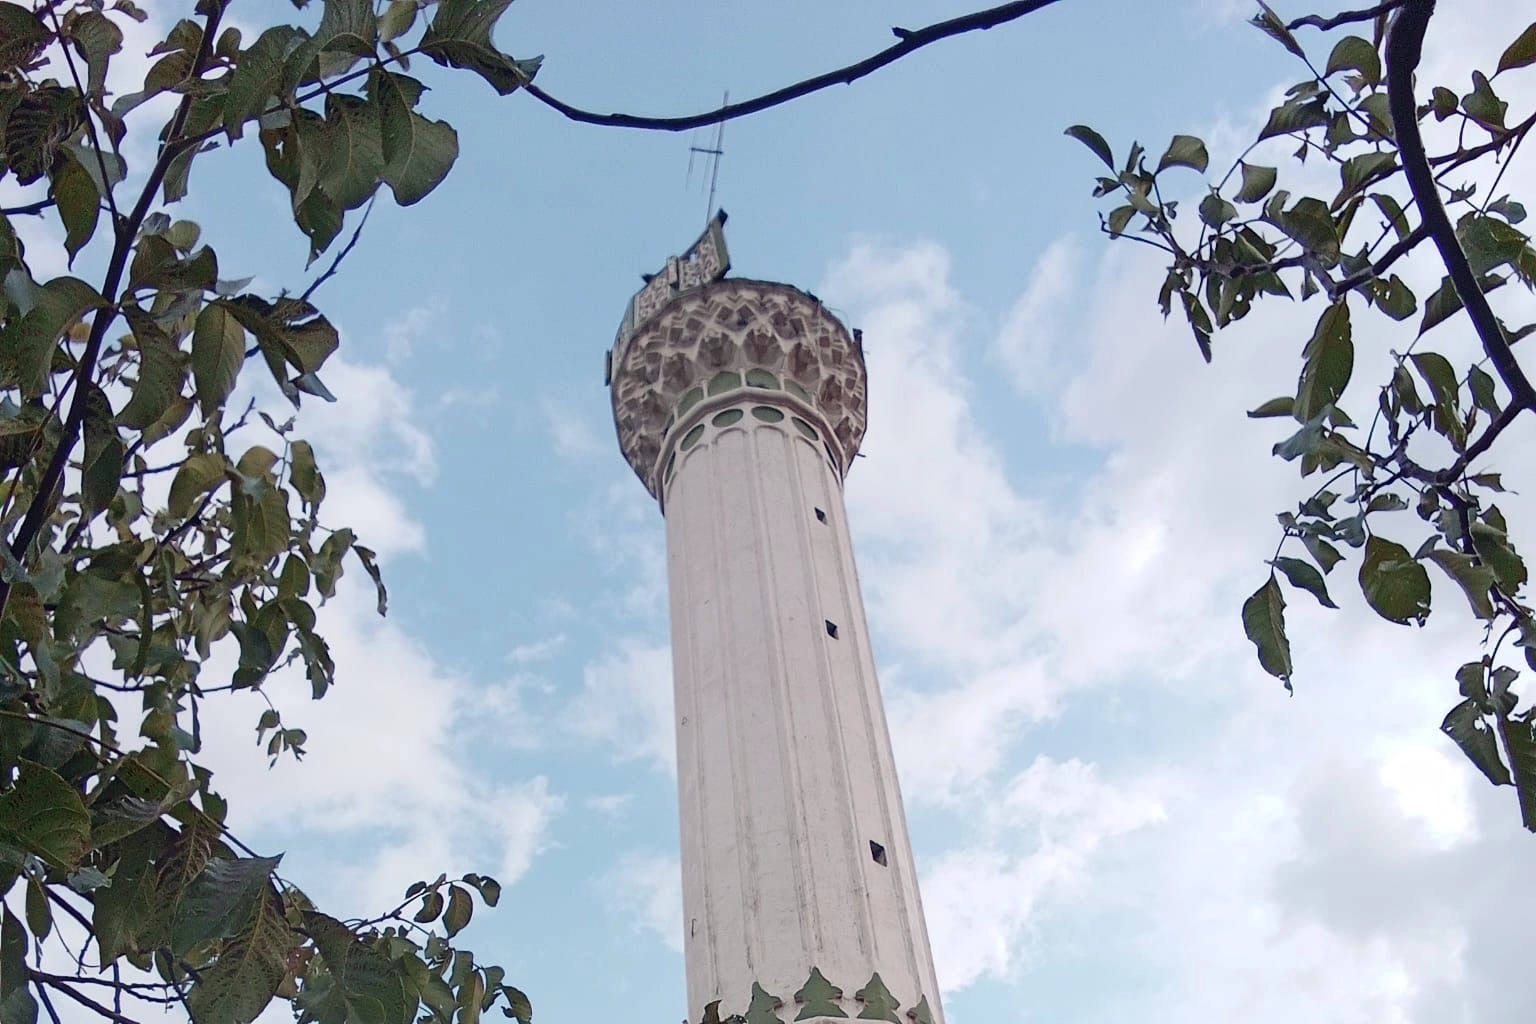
[[562, 639, 675, 774], [598, 851, 683, 953], [189, 350, 563, 919], [817, 212, 1536, 1019]]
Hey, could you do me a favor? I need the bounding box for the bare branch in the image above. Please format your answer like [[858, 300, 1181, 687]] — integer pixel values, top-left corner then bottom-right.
[[1288, 0, 1407, 32], [32, 976, 149, 1024], [522, 0, 1065, 132], [1385, 0, 1536, 411], [300, 196, 375, 303], [0, 198, 57, 216]]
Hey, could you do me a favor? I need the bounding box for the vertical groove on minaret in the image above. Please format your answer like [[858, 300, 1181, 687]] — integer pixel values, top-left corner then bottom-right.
[[751, 422, 820, 978], [832, 511, 925, 997]]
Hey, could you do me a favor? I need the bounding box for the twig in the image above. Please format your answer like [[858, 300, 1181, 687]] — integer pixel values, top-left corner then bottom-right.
[[0, 198, 57, 216], [522, 0, 1065, 132], [1327, 222, 1430, 297], [36, 980, 64, 1024], [300, 196, 375, 303], [1385, 0, 1536, 411], [1288, 0, 1407, 31], [1428, 110, 1536, 166], [1435, 402, 1520, 483], [31, 976, 148, 1024], [46, 5, 123, 229]]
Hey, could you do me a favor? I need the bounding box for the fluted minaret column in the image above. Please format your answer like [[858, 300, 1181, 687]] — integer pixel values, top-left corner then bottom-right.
[[609, 218, 944, 1024]]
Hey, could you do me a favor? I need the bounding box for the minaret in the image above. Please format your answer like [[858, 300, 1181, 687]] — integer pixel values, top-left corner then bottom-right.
[[608, 213, 944, 1024]]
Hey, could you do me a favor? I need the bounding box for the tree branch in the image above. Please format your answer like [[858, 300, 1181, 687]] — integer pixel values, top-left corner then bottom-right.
[[1288, 0, 1407, 32], [0, 1, 227, 619], [1385, 0, 1536, 411], [31, 976, 148, 1024], [0, 198, 57, 216], [300, 195, 374, 303], [522, 0, 1065, 132]]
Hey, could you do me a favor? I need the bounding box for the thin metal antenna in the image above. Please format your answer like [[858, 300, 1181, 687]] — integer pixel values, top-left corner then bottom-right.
[[688, 91, 728, 225]]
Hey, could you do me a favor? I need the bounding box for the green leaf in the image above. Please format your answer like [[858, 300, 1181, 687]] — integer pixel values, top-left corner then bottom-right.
[[186, 886, 294, 1024], [1338, 151, 1395, 203], [1302, 534, 1343, 574], [1295, 299, 1352, 422], [24, 877, 50, 941], [1064, 124, 1113, 168], [374, 72, 460, 206], [1425, 548, 1497, 619], [1242, 577, 1292, 689], [1498, 21, 1536, 74], [0, 276, 103, 398], [1247, 396, 1294, 418], [414, 890, 444, 923], [1234, 162, 1277, 203], [0, 760, 90, 870], [3, 85, 83, 187], [1358, 535, 1430, 625], [1461, 71, 1507, 131], [172, 855, 283, 955], [1324, 35, 1381, 86], [1271, 556, 1337, 608], [443, 884, 472, 937], [55, 150, 101, 265], [1156, 134, 1208, 174], [1277, 197, 1341, 266], [1502, 717, 1536, 831], [1419, 275, 1463, 334], [1441, 699, 1511, 785], [1258, 94, 1330, 141], [68, 10, 123, 96], [1456, 214, 1528, 275], [1470, 519, 1526, 591], [1408, 351, 1457, 403], [192, 302, 247, 415], [168, 452, 229, 519], [0, 3, 49, 73], [1105, 204, 1135, 237], [226, 296, 340, 377], [1368, 274, 1415, 321], [355, 544, 387, 615], [1198, 192, 1236, 229], [224, 26, 309, 140], [1, 906, 37, 1024], [319, 94, 386, 211], [116, 309, 185, 430], [421, 0, 540, 95], [499, 986, 531, 1024], [1467, 365, 1499, 414], [1249, 2, 1305, 58], [301, 912, 408, 1024], [1371, 193, 1410, 241]]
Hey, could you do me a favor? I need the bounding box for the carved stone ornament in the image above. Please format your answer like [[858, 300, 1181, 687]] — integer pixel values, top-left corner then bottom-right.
[[609, 278, 868, 497]]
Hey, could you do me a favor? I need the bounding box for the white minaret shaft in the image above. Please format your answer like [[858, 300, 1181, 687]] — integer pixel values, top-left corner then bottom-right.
[[610, 226, 943, 1024]]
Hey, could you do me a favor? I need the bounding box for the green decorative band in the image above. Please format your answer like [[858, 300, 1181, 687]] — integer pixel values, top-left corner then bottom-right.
[[698, 969, 935, 1024]]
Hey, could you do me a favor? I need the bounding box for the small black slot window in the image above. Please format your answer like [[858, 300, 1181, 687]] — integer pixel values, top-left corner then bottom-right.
[[869, 841, 887, 866], [814, 507, 827, 523], [824, 620, 838, 639]]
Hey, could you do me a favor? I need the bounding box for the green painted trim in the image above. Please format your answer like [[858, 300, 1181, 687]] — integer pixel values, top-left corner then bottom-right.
[[793, 967, 848, 1020], [906, 995, 935, 1024], [745, 982, 785, 1024], [854, 973, 901, 1022]]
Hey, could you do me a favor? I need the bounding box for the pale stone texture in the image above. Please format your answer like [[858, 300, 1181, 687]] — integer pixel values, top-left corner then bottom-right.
[[612, 278, 944, 1024]]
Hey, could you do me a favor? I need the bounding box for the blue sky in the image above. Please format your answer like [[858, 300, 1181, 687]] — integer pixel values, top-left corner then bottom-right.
[[9, 1, 1536, 1022]]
